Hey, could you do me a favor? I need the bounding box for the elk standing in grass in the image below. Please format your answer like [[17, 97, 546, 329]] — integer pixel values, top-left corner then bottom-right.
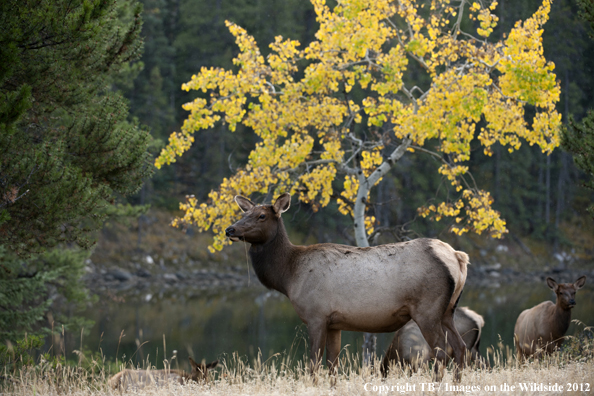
[[225, 193, 469, 380], [381, 306, 487, 376], [514, 276, 587, 360], [109, 357, 218, 390]]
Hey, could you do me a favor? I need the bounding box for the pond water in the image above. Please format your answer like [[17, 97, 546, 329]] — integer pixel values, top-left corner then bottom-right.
[[80, 282, 594, 371]]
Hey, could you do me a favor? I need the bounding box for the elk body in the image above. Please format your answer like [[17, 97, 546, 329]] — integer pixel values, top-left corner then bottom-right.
[[109, 358, 218, 390], [514, 276, 587, 360], [225, 193, 469, 379], [381, 306, 487, 376]]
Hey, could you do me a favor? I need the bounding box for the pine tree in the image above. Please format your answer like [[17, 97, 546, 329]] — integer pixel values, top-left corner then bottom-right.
[[0, 0, 153, 256], [0, 246, 93, 343]]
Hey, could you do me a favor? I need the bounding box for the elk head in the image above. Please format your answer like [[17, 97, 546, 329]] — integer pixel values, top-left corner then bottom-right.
[[225, 193, 291, 245], [547, 276, 586, 310], [189, 357, 218, 382]]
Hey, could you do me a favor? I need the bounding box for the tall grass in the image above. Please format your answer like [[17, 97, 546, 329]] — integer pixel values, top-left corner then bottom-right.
[[2, 328, 593, 395]]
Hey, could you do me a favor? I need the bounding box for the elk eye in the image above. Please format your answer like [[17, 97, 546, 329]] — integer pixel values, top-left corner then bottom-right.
[[259, 214, 266, 219]]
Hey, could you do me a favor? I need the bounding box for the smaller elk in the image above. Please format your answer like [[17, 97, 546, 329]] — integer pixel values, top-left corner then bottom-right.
[[514, 276, 587, 360], [109, 357, 218, 390], [381, 307, 487, 376]]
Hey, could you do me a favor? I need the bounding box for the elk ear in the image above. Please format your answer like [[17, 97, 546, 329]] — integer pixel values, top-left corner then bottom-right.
[[546, 277, 558, 292], [189, 357, 199, 369], [574, 275, 586, 290], [273, 193, 291, 217], [205, 360, 219, 370], [235, 195, 255, 212]]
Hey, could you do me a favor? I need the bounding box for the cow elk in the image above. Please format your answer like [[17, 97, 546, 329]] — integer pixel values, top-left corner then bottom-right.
[[381, 306, 488, 376], [109, 357, 218, 390], [514, 276, 587, 360], [225, 193, 469, 380]]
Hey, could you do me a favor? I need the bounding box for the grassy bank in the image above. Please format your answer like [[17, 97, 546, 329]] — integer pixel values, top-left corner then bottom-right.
[[3, 341, 593, 395]]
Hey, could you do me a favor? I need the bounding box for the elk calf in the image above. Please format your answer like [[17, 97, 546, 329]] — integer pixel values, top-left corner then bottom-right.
[[381, 306, 487, 375], [514, 276, 586, 359], [109, 357, 218, 390]]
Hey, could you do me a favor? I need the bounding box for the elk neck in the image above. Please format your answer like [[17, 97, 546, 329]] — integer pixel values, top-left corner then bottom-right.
[[550, 298, 572, 339], [248, 216, 296, 296]]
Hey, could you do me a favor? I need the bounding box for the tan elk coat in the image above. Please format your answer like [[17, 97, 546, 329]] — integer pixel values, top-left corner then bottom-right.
[[225, 193, 469, 379], [514, 276, 586, 359]]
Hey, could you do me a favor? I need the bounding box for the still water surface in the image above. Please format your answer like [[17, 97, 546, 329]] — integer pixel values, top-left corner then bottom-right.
[[82, 283, 594, 370]]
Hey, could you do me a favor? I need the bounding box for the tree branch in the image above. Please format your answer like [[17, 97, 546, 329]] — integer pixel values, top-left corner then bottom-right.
[[353, 137, 412, 247], [368, 218, 421, 245], [410, 144, 480, 192], [452, 0, 467, 41]]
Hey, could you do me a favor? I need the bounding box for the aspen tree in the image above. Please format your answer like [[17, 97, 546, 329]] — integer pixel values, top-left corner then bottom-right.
[[157, 0, 560, 253]]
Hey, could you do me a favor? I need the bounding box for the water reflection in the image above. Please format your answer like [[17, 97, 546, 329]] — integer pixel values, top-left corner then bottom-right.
[[82, 284, 594, 370]]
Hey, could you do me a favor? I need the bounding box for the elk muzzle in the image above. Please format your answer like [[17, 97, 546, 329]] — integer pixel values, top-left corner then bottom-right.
[[225, 226, 241, 241]]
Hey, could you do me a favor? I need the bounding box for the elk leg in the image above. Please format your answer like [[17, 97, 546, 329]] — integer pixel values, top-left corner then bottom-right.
[[442, 314, 466, 382], [307, 321, 327, 374], [414, 318, 448, 382], [325, 329, 341, 375], [380, 342, 397, 377], [514, 334, 525, 362]]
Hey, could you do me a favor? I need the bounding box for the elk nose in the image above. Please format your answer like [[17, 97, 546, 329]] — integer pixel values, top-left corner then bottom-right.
[[225, 227, 235, 237], [569, 299, 576, 306]]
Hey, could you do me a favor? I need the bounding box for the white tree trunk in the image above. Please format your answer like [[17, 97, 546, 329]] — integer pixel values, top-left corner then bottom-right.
[[356, 138, 411, 364], [353, 138, 411, 247]]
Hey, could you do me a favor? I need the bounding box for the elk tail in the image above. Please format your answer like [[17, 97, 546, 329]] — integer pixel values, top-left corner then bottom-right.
[[454, 251, 470, 272]]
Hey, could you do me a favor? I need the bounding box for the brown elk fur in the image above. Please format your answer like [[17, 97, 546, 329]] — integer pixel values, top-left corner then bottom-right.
[[225, 193, 469, 380], [381, 306, 487, 376], [514, 276, 586, 359], [109, 357, 218, 390]]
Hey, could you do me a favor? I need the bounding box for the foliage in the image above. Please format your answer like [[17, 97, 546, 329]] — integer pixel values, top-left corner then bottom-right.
[[0, 0, 154, 257], [0, 245, 95, 344], [156, 0, 561, 252], [0, 333, 44, 374], [0, 331, 121, 380], [578, 0, 594, 39], [115, 0, 319, 211]]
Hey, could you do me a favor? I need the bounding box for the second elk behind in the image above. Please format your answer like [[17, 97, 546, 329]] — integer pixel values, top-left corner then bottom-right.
[[381, 307, 487, 376]]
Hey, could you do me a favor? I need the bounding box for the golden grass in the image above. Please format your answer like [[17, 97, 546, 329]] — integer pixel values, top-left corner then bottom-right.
[[3, 346, 593, 396]]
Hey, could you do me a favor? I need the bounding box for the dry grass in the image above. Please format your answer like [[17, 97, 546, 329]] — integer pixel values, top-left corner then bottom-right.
[[2, 344, 593, 396]]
